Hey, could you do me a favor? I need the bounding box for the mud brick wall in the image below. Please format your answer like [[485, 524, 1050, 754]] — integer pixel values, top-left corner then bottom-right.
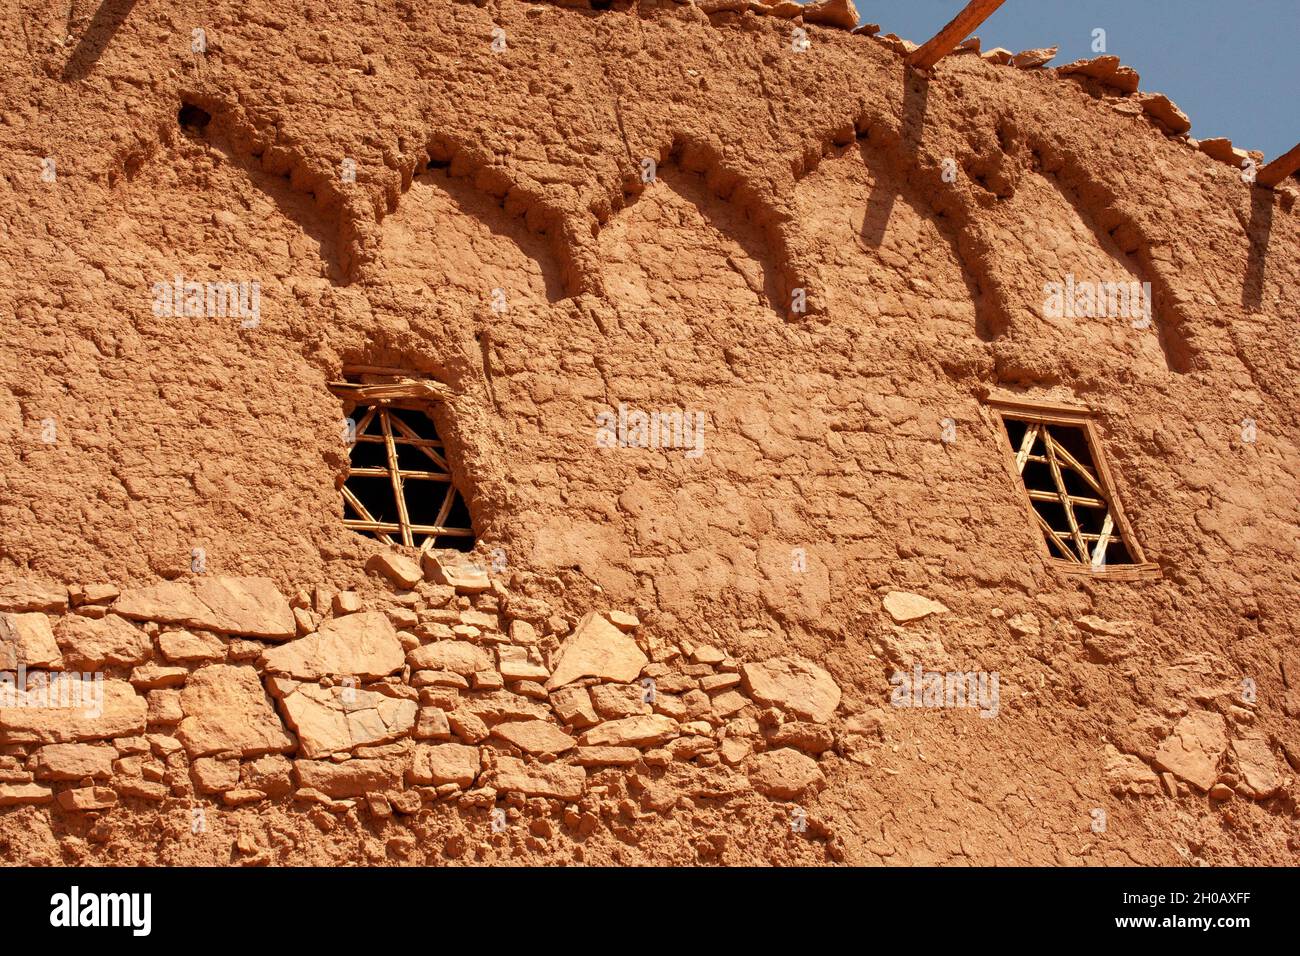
[[1, 0, 1297, 865]]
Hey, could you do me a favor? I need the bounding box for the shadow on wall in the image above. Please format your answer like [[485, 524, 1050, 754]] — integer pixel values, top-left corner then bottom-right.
[[377, 163, 565, 307], [597, 163, 782, 318], [115, 99, 349, 285], [854, 137, 984, 333], [859, 72, 930, 251], [102, 102, 345, 323], [192, 130, 344, 285], [1242, 187, 1274, 312], [61, 0, 139, 82], [791, 108, 986, 344], [1032, 165, 1188, 374]]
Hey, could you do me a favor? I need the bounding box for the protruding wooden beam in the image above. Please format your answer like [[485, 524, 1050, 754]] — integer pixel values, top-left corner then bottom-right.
[[1258, 142, 1300, 188], [907, 0, 1008, 71]]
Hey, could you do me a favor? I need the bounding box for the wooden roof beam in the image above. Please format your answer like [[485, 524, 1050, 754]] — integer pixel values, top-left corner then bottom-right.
[[907, 0, 1008, 71], [1258, 142, 1300, 188]]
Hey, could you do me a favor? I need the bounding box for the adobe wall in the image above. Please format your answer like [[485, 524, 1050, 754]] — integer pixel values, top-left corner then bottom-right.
[[0, 0, 1297, 865]]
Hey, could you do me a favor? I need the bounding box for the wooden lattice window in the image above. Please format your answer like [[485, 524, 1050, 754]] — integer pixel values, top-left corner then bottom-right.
[[329, 369, 474, 552], [987, 395, 1156, 579]]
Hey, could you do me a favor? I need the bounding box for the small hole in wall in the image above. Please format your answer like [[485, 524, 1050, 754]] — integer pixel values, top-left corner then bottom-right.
[[427, 157, 450, 171], [178, 103, 212, 132]]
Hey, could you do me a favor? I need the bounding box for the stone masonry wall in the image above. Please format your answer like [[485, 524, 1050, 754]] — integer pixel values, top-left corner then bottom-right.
[[1, 561, 850, 864]]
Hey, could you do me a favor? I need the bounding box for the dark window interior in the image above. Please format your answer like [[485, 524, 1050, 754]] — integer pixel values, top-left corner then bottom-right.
[[343, 402, 474, 552], [1002, 416, 1136, 566]]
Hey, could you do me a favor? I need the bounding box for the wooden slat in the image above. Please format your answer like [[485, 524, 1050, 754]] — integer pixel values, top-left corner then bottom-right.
[[341, 486, 395, 546], [343, 519, 473, 536], [907, 0, 1008, 70], [379, 408, 414, 547], [1047, 529, 1108, 543], [348, 406, 377, 442], [1014, 423, 1040, 473], [389, 412, 450, 471], [353, 435, 445, 449], [328, 379, 450, 402], [344, 519, 402, 532], [348, 466, 453, 481], [433, 483, 457, 529], [1048, 440, 1106, 498], [1091, 513, 1115, 566], [1027, 489, 1105, 509], [1259, 142, 1300, 188], [1033, 509, 1081, 562], [1043, 432, 1089, 560]]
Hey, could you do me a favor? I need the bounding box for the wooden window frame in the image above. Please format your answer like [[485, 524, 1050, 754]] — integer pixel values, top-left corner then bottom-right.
[[329, 367, 474, 552], [985, 393, 1159, 581]]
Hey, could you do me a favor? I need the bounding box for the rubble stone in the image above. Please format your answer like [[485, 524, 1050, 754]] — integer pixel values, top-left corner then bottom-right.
[[176, 664, 295, 758], [191, 756, 240, 793], [1153, 711, 1228, 792], [1011, 46, 1058, 69], [0, 678, 146, 744], [409, 742, 480, 788], [0, 613, 63, 669], [546, 612, 648, 690], [279, 682, 417, 757], [262, 612, 405, 680], [294, 758, 397, 797], [800, 0, 858, 31], [0, 583, 67, 613], [1231, 734, 1281, 799], [551, 686, 600, 728], [882, 591, 949, 623], [748, 748, 825, 799], [582, 715, 678, 747], [491, 756, 585, 801], [158, 629, 227, 664], [1058, 55, 1140, 94], [739, 657, 840, 722], [33, 743, 115, 780], [54, 614, 153, 670], [408, 640, 492, 675], [1138, 93, 1192, 135], [573, 746, 640, 766], [114, 576, 296, 639], [422, 555, 491, 593], [491, 719, 576, 755], [58, 786, 117, 811], [590, 683, 651, 718], [0, 783, 53, 805], [366, 552, 423, 589]]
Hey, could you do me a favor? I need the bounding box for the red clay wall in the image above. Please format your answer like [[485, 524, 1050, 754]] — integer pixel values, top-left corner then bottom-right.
[[1, 0, 1297, 865]]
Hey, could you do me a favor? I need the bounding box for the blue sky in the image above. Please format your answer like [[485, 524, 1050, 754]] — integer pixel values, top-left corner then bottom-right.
[[817, 0, 1299, 160]]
